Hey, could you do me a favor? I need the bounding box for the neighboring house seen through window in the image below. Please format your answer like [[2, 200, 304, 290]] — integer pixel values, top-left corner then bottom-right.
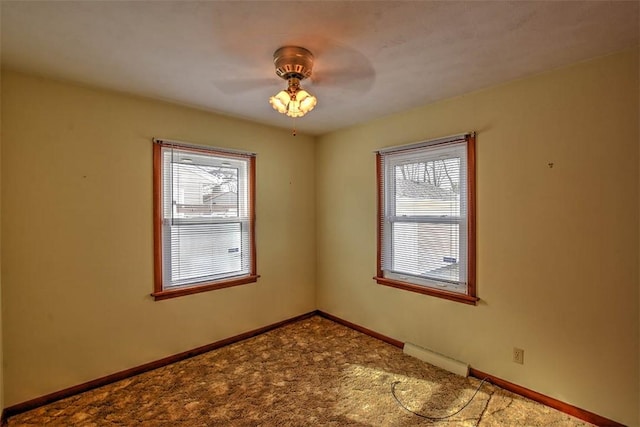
[[153, 140, 258, 300], [375, 133, 477, 305]]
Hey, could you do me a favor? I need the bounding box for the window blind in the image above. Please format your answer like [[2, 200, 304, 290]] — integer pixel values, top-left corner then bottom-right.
[[160, 144, 253, 289], [380, 136, 469, 293]]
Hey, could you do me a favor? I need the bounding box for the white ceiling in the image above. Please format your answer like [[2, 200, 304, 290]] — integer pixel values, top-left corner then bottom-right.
[[1, 1, 638, 136]]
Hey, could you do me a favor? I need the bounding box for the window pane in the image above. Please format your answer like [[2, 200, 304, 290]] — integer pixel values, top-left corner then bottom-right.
[[167, 222, 245, 285], [394, 157, 461, 217], [392, 221, 461, 283], [173, 163, 239, 219], [163, 144, 248, 222]]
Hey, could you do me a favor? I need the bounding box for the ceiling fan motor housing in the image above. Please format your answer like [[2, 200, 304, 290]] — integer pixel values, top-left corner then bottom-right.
[[273, 46, 314, 80]]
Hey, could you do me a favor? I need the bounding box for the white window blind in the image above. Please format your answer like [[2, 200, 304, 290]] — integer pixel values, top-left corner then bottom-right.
[[380, 136, 469, 294], [160, 144, 253, 289]]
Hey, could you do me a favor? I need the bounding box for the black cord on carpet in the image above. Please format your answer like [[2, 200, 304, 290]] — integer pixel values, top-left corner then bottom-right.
[[391, 377, 490, 421]]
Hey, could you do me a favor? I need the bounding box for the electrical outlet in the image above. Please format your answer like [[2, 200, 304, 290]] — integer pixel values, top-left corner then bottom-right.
[[513, 347, 524, 364]]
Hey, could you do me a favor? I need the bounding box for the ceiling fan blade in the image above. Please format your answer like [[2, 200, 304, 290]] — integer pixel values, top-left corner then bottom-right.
[[310, 65, 375, 93], [207, 28, 376, 97], [212, 77, 277, 95], [304, 39, 376, 94]]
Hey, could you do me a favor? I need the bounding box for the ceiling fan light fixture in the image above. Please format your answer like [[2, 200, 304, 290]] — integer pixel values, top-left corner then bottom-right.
[[269, 47, 318, 119], [269, 77, 317, 118]]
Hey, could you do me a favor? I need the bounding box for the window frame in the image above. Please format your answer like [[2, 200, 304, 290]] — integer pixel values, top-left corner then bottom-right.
[[374, 133, 477, 305], [152, 140, 258, 301]]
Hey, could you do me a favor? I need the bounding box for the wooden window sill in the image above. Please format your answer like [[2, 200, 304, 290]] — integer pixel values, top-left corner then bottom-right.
[[152, 275, 260, 301], [374, 276, 478, 305]]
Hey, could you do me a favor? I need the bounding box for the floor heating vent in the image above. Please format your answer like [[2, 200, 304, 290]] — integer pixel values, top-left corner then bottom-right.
[[404, 342, 469, 377]]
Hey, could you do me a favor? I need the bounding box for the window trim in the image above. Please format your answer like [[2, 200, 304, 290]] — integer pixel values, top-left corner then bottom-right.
[[152, 140, 258, 301], [374, 133, 477, 305]]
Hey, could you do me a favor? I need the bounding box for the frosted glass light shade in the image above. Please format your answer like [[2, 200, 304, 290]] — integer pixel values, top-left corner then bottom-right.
[[297, 90, 317, 114], [269, 86, 317, 118], [269, 90, 290, 114]]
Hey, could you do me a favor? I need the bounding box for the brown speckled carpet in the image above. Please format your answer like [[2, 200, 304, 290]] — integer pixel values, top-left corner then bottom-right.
[[8, 316, 592, 426]]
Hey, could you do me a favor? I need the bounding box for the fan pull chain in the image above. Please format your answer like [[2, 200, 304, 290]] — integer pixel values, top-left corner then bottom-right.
[[292, 117, 297, 136]]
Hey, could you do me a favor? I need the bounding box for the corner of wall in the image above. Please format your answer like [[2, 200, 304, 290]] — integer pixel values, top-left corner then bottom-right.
[[0, 65, 5, 414], [636, 45, 640, 427], [312, 134, 320, 310]]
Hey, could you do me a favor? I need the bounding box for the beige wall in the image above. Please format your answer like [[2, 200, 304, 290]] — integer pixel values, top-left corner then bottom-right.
[[316, 49, 639, 426], [1, 50, 638, 425], [0, 71, 316, 406], [0, 68, 3, 412]]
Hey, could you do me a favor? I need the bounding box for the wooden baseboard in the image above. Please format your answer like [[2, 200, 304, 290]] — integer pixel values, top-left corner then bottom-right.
[[1, 311, 316, 422], [2, 310, 624, 427], [469, 368, 624, 427], [316, 310, 404, 348], [319, 311, 623, 427]]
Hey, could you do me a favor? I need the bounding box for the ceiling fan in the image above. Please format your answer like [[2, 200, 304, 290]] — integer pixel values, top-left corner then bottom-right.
[[213, 36, 375, 100], [211, 38, 375, 134], [268, 46, 318, 119]]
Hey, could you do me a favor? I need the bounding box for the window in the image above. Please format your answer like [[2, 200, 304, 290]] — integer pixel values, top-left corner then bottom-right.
[[153, 140, 258, 300], [375, 133, 477, 305]]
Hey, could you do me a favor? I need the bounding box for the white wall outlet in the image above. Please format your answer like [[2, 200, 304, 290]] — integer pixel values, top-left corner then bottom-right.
[[513, 347, 524, 364]]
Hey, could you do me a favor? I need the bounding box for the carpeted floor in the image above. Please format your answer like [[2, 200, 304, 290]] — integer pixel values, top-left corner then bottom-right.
[[8, 316, 592, 426]]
